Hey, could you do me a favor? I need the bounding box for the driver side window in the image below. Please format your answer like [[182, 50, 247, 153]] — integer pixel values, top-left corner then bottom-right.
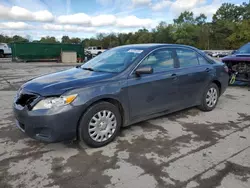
[[139, 49, 175, 73]]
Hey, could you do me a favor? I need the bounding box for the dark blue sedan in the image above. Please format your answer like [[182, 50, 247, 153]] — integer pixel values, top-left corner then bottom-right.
[[13, 44, 229, 147]]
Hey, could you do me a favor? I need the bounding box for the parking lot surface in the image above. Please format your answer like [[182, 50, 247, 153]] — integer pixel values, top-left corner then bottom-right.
[[0, 62, 250, 188]]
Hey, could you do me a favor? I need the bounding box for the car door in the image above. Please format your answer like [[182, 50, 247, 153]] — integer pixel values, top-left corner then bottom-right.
[[127, 48, 179, 119], [175, 48, 213, 107]]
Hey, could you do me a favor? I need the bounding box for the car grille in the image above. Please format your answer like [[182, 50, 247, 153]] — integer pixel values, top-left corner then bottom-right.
[[16, 90, 39, 107]]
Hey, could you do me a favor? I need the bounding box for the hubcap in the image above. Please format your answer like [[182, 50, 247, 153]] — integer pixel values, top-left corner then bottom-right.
[[88, 110, 117, 142], [206, 87, 218, 108]]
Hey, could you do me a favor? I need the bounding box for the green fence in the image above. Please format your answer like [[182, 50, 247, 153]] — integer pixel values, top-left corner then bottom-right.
[[11, 42, 84, 62]]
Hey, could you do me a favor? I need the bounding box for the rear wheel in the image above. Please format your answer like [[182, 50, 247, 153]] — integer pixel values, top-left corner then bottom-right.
[[198, 83, 219, 111], [78, 102, 121, 148]]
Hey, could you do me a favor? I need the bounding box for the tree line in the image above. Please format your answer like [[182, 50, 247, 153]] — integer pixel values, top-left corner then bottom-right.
[[0, 2, 249, 50]]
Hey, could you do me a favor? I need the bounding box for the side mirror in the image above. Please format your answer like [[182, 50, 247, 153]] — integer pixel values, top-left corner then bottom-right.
[[135, 66, 153, 76]]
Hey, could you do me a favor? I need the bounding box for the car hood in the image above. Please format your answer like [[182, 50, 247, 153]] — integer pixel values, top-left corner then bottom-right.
[[222, 54, 250, 62], [22, 68, 115, 96]]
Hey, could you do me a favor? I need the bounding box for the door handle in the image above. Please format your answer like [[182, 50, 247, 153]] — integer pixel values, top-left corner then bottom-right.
[[205, 68, 211, 72]]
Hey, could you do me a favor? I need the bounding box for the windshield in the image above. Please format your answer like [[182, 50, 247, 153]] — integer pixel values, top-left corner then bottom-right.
[[236, 43, 250, 54], [81, 47, 144, 73]]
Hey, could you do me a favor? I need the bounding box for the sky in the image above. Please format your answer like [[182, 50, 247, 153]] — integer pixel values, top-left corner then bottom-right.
[[0, 0, 246, 41]]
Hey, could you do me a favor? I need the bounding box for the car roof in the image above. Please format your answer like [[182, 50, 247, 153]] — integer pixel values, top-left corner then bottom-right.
[[116, 43, 199, 51]]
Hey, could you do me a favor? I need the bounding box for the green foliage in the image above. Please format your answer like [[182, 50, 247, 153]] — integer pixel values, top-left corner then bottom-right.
[[227, 20, 250, 49], [174, 11, 195, 24], [0, 2, 249, 50], [213, 3, 244, 22], [62, 36, 81, 44], [61, 36, 71, 43], [40, 36, 58, 43], [0, 34, 28, 43]]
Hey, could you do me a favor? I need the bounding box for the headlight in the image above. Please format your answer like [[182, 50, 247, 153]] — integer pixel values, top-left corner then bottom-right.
[[32, 94, 77, 110]]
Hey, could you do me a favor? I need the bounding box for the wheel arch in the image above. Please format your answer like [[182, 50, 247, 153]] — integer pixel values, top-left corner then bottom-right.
[[212, 80, 221, 95], [76, 96, 126, 139]]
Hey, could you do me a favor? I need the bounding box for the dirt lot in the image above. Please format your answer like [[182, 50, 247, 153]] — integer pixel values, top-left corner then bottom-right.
[[0, 62, 250, 188]]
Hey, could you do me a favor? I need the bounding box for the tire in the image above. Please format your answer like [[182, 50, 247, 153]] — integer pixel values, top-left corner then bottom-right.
[[198, 83, 219, 111], [78, 101, 121, 148]]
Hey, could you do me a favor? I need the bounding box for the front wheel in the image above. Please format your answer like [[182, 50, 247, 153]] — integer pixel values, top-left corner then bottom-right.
[[198, 83, 219, 111], [78, 102, 121, 148]]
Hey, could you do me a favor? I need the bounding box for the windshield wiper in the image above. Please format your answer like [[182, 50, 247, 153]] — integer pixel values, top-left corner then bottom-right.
[[75, 65, 94, 71], [75, 65, 82, 68], [81, 67, 95, 71]]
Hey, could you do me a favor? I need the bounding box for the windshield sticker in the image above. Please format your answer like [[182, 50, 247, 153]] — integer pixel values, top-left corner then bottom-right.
[[127, 49, 143, 53]]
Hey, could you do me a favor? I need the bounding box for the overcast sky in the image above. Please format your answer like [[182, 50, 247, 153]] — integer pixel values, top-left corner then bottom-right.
[[0, 0, 245, 40]]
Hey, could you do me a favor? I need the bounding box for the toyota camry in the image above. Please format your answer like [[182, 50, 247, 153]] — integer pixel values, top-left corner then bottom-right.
[[13, 44, 229, 147]]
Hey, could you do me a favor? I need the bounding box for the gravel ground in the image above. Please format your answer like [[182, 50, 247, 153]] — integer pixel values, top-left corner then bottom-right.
[[0, 62, 250, 188]]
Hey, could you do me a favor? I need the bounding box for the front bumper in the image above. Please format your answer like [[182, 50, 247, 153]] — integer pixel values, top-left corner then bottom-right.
[[13, 103, 82, 142]]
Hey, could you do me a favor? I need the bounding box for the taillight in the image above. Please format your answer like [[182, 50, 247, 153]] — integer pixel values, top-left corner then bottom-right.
[[224, 65, 229, 73]]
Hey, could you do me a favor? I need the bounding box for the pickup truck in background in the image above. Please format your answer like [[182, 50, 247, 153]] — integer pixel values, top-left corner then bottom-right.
[[0, 43, 12, 58], [86, 46, 106, 56]]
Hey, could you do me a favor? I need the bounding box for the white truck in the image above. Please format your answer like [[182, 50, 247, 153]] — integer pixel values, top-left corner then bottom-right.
[[0, 43, 12, 58], [86, 46, 106, 56]]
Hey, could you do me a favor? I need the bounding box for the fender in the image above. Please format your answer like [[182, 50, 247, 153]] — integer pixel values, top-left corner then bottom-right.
[[67, 79, 130, 126]]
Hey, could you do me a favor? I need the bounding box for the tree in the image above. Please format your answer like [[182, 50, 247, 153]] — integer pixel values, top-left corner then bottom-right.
[[0, 34, 28, 43], [108, 33, 119, 47], [117, 33, 129, 45], [61, 36, 70, 43], [242, 2, 250, 19], [174, 11, 195, 24], [1, 2, 250, 50], [154, 22, 174, 43], [40, 36, 58, 43], [83, 37, 101, 47], [211, 2, 250, 49], [134, 29, 153, 43], [70, 37, 81, 44], [173, 12, 198, 46], [213, 3, 243, 22], [12, 35, 29, 43], [195, 14, 207, 25], [227, 20, 250, 49], [0, 34, 9, 43]]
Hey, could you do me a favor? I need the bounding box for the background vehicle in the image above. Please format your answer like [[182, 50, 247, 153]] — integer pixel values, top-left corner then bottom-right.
[[0, 43, 12, 58], [86, 46, 106, 56], [13, 44, 229, 147], [222, 42, 250, 83]]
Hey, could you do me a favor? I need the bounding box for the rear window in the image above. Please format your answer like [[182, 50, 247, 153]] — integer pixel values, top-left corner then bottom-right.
[[176, 48, 199, 67], [197, 54, 210, 65]]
